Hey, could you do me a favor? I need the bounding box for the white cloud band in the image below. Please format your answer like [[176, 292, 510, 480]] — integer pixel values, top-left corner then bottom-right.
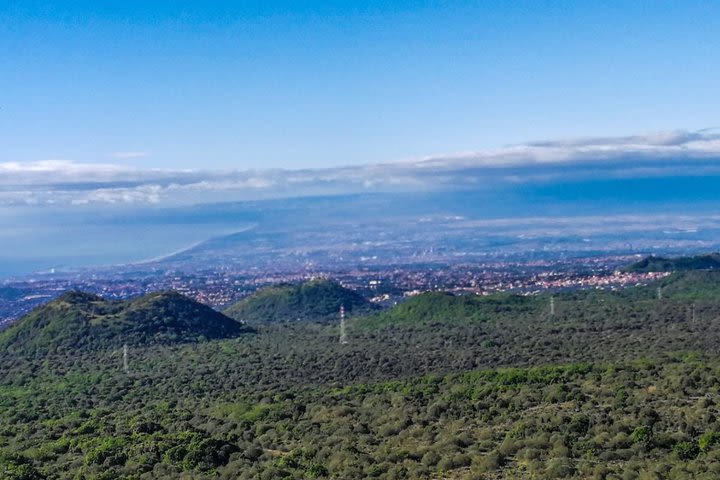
[[2, 129, 720, 207]]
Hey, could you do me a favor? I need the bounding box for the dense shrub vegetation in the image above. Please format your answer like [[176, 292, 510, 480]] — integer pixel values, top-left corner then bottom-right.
[[224, 279, 377, 325], [625, 253, 720, 273], [0, 291, 251, 355], [3, 271, 720, 478]]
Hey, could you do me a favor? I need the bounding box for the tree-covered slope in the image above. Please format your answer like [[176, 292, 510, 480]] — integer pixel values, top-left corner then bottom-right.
[[358, 291, 543, 330], [358, 270, 720, 331], [616, 270, 720, 302], [7, 273, 720, 478], [625, 253, 720, 272], [224, 279, 376, 324], [0, 290, 251, 354]]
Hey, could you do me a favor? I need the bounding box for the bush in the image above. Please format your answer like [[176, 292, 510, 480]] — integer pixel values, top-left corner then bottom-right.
[[305, 463, 328, 478], [545, 457, 574, 478], [699, 431, 720, 452], [472, 451, 502, 473], [421, 450, 440, 466], [84, 437, 127, 466], [673, 441, 699, 460], [630, 426, 653, 447], [0, 453, 44, 480]]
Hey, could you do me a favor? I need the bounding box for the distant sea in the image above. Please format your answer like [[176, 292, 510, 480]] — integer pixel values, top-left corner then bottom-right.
[[3, 176, 720, 279], [0, 204, 258, 278], [0, 224, 245, 278]]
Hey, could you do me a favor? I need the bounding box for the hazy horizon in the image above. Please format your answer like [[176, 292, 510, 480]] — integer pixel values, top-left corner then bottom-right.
[[3, 2, 720, 276]]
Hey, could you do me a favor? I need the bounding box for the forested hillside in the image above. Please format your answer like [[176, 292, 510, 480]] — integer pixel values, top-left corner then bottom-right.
[[0, 290, 251, 355], [4, 272, 720, 478], [224, 279, 376, 324], [625, 253, 720, 273]]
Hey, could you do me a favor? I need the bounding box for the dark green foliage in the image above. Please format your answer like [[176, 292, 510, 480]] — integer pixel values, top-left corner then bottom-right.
[[653, 270, 720, 301], [7, 351, 720, 479], [0, 290, 251, 354], [631, 426, 653, 446], [673, 441, 700, 460], [6, 274, 720, 478], [625, 252, 720, 272], [359, 291, 540, 329], [0, 452, 44, 480], [224, 278, 376, 324], [699, 431, 720, 452]]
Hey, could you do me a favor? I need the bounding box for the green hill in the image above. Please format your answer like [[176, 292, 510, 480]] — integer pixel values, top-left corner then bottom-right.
[[9, 274, 720, 478], [624, 252, 720, 272], [651, 270, 720, 300], [224, 279, 376, 324], [358, 291, 542, 330], [359, 270, 720, 330], [0, 290, 251, 354]]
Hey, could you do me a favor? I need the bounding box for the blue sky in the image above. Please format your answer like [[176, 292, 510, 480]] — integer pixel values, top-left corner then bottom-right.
[[2, 1, 719, 170], [2, 1, 720, 276]]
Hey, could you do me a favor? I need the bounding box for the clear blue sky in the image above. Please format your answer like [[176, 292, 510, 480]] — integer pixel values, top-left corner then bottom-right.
[[1, 0, 718, 170]]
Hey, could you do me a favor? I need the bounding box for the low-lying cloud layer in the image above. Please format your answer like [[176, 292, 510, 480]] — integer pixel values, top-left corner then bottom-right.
[[2, 129, 720, 207]]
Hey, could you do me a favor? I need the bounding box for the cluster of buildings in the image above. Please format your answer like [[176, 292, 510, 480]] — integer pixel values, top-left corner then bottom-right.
[[524, 270, 670, 293], [0, 254, 669, 328]]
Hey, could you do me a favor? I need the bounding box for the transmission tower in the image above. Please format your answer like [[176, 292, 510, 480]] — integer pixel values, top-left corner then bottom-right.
[[550, 296, 555, 316], [657, 287, 663, 300], [123, 344, 129, 374], [339, 305, 348, 345], [692, 303, 697, 324]]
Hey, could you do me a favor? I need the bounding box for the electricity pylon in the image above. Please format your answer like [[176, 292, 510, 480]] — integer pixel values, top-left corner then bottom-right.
[[339, 305, 348, 345]]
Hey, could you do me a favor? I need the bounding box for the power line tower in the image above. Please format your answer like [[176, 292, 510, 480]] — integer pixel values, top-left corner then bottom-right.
[[339, 305, 348, 345], [691, 303, 697, 324], [657, 287, 663, 300], [123, 344, 129, 374], [550, 296, 555, 316]]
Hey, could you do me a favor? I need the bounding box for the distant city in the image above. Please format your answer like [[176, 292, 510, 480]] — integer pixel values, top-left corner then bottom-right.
[[0, 252, 668, 329]]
